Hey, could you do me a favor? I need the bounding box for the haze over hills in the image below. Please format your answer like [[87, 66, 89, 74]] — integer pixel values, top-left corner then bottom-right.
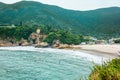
[[0, 1, 120, 38]]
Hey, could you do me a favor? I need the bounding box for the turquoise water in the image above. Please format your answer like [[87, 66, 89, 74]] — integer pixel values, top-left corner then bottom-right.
[[0, 47, 104, 80]]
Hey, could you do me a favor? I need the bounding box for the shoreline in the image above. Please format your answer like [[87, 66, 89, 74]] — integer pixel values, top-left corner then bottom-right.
[[0, 44, 120, 59], [0, 45, 118, 64]]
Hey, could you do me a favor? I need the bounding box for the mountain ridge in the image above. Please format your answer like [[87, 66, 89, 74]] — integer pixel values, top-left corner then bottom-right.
[[0, 1, 120, 38], [0, 1, 120, 11]]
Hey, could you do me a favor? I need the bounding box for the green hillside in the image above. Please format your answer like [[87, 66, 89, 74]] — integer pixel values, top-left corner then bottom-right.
[[0, 1, 120, 38]]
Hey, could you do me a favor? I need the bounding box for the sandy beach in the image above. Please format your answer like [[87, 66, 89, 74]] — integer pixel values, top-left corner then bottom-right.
[[72, 44, 120, 58], [0, 44, 120, 58]]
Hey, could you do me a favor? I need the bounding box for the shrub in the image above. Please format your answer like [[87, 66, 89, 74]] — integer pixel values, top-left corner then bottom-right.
[[89, 58, 120, 80]]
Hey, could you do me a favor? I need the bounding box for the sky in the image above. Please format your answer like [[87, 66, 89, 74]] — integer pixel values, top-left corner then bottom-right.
[[0, 0, 120, 11]]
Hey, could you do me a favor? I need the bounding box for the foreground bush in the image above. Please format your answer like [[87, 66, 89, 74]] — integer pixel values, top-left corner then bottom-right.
[[89, 58, 120, 80], [114, 38, 120, 43]]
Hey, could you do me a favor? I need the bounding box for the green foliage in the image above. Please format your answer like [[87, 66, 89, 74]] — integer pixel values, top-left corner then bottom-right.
[[44, 29, 84, 45], [0, 27, 15, 39], [40, 25, 57, 34], [0, 26, 36, 41], [14, 26, 36, 40], [43, 32, 57, 44], [89, 58, 120, 80]]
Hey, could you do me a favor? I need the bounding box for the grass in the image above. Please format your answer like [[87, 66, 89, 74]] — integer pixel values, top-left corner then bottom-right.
[[89, 58, 120, 80]]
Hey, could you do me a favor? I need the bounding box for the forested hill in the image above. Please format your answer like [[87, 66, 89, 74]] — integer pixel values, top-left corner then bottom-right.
[[0, 1, 120, 37]]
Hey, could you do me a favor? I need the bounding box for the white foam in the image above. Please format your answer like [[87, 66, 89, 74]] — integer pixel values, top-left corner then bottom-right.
[[0, 46, 110, 64]]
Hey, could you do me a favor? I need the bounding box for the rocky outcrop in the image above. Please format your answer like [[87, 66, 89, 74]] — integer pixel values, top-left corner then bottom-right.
[[0, 40, 13, 46], [35, 42, 49, 48], [19, 38, 28, 46], [52, 40, 60, 48], [52, 40, 74, 49], [29, 29, 47, 45], [58, 44, 73, 49], [29, 32, 37, 40]]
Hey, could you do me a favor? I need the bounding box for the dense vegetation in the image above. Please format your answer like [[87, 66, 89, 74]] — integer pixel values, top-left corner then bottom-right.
[[0, 25, 59, 40], [0, 26, 84, 45], [0, 1, 120, 38], [89, 58, 120, 80], [44, 30, 84, 45], [0, 26, 36, 41]]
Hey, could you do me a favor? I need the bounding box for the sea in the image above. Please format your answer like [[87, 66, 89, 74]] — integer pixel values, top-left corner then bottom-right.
[[0, 46, 109, 80]]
